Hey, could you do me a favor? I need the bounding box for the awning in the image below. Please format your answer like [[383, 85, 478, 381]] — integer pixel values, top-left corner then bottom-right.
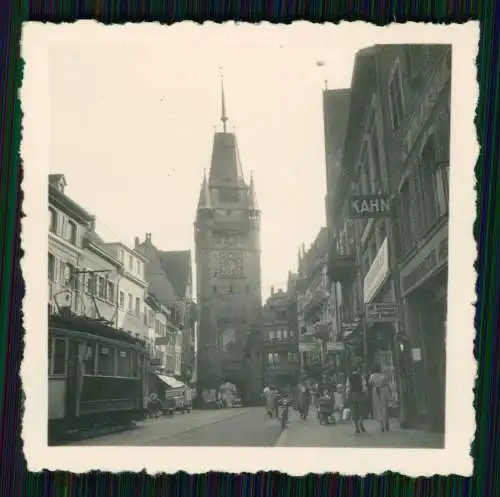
[[156, 374, 186, 389]]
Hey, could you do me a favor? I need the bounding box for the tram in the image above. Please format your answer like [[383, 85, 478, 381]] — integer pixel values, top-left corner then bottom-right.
[[48, 313, 149, 443]]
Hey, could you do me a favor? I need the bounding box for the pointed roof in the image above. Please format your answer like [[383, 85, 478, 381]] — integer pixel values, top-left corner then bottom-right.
[[197, 170, 213, 210], [207, 74, 246, 187], [220, 72, 228, 133], [248, 172, 259, 211], [208, 132, 246, 187]]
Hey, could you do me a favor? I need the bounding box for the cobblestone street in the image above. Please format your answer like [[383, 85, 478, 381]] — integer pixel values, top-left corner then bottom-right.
[[69, 406, 443, 448]]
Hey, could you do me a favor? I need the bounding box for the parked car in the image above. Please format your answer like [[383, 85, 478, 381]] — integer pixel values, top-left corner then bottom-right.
[[232, 396, 243, 408]]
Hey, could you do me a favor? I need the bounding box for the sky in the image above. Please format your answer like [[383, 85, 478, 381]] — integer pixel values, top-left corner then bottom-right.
[[48, 23, 371, 301]]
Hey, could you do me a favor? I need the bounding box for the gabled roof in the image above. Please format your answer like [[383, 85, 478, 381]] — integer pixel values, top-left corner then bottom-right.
[[159, 251, 192, 299], [49, 173, 66, 189], [134, 240, 183, 307]]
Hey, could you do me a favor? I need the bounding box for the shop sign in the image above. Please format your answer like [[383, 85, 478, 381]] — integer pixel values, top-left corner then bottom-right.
[[412, 348, 422, 362], [366, 302, 399, 323], [363, 238, 390, 304], [400, 225, 448, 296], [401, 51, 451, 164], [348, 195, 391, 219], [299, 342, 318, 353], [341, 322, 359, 334], [326, 341, 345, 352]]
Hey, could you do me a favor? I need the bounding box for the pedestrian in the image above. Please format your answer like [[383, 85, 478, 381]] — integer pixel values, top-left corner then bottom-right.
[[364, 369, 373, 419], [347, 366, 367, 434], [262, 384, 272, 418], [369, 364, 393, 432], [297, 380, 310, 420]]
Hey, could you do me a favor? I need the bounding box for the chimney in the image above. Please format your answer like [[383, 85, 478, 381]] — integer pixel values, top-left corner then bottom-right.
[[271, 286, 275, 296], [146, 233, 152, 243], [134, 237, 139, 249], [89, 216, 96, 232]]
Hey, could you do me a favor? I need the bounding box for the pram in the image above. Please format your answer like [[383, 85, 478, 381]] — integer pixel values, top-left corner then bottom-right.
[[318, 396, 335, 425]]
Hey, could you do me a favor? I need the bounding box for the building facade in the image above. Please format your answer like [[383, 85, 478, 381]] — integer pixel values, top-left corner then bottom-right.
[[194, 82, 263, 402], [296, 228, 335, 380], [48, 174, 94, 317], [325, 44, 450, 432], [135, 234, 195, 383], [80, 223, 123, 326], [101, 242, 149, 340], [262, 287, 300, 389]]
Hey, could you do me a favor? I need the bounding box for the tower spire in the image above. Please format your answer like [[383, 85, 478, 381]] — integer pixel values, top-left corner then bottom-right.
[[219, 68, 228, 133]]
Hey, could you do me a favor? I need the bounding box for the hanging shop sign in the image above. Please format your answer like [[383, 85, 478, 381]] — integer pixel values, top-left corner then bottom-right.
[[299, 342, 319, 353], [299, 333, 318, 353], [363, 238, 390, 304], [366, 302, 399, 323], [326, 341, 345, 352], [348, 195, 391, 219], [399, 224, 448, 297], [400, 50, 452, 164]]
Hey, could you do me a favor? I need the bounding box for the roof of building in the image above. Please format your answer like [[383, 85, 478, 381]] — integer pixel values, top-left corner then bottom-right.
[[49, 174, 67, 187], [208, 132, 246, 187], [49, 175, 94, 224], [134, 238, 185, 307], [159, 250, 192, 299], [342, 46, 378, 172], [323, 88, 351, 163]]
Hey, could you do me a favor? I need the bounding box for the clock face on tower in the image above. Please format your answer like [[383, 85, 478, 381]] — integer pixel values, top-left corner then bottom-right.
[[219, 251, 244, 278]]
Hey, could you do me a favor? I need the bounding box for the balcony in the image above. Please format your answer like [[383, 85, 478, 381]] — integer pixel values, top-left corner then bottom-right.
[[302, 286, 329, 316], [327, 245, 357, 283]]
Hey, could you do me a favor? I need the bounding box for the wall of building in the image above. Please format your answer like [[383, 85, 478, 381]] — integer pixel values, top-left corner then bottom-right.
[[323, 44, 451, 432], [48, 199, 89, 316]]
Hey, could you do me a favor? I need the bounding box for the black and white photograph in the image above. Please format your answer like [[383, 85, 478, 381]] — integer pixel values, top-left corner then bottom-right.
[[21, 22, 477, 475]]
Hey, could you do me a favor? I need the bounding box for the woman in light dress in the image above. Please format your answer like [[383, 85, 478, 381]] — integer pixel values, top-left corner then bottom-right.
[[369, 365, 393, 432]]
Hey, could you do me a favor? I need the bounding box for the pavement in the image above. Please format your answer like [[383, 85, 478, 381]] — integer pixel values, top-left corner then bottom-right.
[[69, 406, 444, 448], [276, 407, 445, 448], [69, 407, 282, 447]]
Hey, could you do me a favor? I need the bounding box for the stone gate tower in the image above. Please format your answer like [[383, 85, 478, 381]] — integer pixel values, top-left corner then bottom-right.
[[194, 76, 262, 403]]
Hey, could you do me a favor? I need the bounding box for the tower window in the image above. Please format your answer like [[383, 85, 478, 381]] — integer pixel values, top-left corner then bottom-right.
[[213, 285, 217, 294], [229, 284, 233, 293]]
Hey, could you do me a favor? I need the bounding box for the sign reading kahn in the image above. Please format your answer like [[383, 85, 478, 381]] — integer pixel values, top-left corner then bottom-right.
[[349, 195, 391, 219]]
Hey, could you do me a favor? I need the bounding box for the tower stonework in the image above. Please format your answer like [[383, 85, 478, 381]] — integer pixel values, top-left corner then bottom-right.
[[194, 88, 262, 402]]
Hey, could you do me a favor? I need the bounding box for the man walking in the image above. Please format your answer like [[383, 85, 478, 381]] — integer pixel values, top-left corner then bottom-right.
[[297, 379, 311, 420], [348, 367, 367, 434]]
